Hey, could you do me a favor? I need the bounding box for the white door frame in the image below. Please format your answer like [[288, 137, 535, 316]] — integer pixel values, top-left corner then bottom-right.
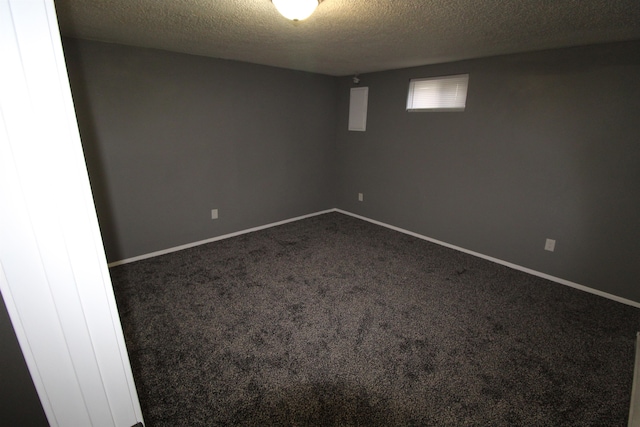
[[0, 1, 144, 426]]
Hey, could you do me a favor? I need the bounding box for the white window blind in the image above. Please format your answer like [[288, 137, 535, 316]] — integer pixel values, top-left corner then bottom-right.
[[406, 74, 469, 112]]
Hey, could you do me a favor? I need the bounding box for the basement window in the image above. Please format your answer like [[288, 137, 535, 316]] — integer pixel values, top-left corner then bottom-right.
[[406, 74, 469, 112]]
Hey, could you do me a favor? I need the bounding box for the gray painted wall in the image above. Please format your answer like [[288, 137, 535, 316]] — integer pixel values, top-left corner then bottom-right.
[[62, 38, 640, 302], [6, 37, 633, 427], [63, 39, 337, 262], [335, 41, 640, 302], [0, 294, 48, 426]]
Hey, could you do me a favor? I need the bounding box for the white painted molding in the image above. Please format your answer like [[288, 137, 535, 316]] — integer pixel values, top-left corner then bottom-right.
[[108, 209, 336, 267], [0, 1, 143, 425], [335, 209, 640, 309]]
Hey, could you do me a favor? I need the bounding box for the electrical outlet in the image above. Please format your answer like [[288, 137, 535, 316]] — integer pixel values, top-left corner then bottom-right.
[[211, 209, 218, 220], [358, 193, 363, 202], [544, 238, 556, 252]]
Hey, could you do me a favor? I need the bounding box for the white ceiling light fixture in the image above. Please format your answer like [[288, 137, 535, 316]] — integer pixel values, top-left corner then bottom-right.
[[272, 0, 322, 21]]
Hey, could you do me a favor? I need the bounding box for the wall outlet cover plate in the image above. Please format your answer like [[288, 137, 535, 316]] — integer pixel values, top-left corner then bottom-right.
[[545, 238, 556, 252]]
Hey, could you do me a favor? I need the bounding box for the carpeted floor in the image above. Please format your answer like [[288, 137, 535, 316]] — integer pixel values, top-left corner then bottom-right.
[[110, 212, 640, 426]]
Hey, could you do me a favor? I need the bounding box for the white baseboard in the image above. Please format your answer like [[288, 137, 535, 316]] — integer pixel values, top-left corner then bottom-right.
[[108, 207, 640, 309], [335, 209, 640, 309], [107, 209, 335, 267]]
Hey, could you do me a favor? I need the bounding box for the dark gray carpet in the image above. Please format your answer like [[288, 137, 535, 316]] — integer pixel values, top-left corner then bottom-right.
[[110, 212, 640, 426]]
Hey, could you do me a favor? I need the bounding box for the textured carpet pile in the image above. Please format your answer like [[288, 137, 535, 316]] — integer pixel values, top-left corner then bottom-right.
[[110, 212, 640, 426]]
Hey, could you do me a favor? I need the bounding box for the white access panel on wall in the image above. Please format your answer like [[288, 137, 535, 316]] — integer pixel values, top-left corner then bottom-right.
[[349, 87, 369, 131]]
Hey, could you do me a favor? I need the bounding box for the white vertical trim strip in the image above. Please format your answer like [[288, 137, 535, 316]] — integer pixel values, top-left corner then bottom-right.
[[0, 1, 143, 426], [0, 3, 93, 425], [8, 1, 115, 424], [42, 1, 144, 423], [0, 261, 58, 425]]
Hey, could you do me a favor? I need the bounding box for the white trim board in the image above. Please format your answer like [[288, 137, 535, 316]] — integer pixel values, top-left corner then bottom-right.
[[0, 1, 143, 425], [108, 209, 335, 267], [336, 209, 640, 309], [109, 208, 640, 309]]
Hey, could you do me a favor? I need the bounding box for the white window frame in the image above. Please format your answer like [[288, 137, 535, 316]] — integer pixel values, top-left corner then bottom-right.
[[406, 74, 469, 112]]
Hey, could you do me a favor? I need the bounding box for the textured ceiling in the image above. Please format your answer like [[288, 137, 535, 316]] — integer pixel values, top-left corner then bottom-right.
[[54, 0, 640, 76]]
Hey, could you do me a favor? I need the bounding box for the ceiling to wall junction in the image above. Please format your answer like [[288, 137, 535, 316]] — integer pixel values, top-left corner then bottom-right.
[[55, 0, 640, 76]]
